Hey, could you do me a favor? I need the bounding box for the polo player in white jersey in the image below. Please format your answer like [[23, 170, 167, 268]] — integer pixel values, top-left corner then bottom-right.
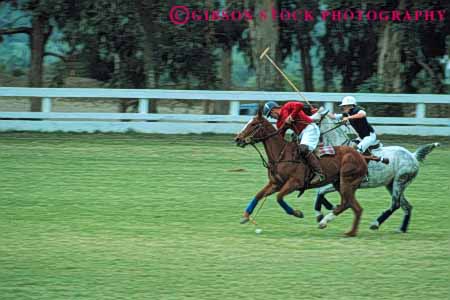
[[329, 96, 379, 154]]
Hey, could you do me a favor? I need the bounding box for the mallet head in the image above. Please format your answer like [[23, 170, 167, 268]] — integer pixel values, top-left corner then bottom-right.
[[259, 47, 270, 60]]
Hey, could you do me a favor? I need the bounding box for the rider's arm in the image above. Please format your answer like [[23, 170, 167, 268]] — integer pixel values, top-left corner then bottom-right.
[[283, 102, 303, 116], [346, 110, 366, 120], [282, 102, 303, 124], [328, 112, 343, 120]]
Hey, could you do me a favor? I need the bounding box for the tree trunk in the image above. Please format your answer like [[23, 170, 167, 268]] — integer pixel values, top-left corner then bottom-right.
[[377, 23, 403, 92], [201, 0, 217, 115], [216, 45, 232, 114], [376, 0, 406, 115], [377, 0, 405, 93], [222, 46, 232, 89], [134, 0, 158, 113], [342, 39, 356, 92], [299, 41, 314, 92], [249, 0, 281, 90], [29, 13, 48, 111]]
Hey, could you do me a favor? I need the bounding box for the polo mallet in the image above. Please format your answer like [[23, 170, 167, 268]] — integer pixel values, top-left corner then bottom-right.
[[259, 47, 312, 106], [248, 196, 267, 226]]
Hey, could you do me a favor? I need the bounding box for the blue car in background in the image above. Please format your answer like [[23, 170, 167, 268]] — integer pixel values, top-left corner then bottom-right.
[[239, 103, 259, 115]]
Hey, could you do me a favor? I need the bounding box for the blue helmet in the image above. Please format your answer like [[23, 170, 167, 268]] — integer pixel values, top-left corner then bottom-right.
[[263, 101, 279, 118]]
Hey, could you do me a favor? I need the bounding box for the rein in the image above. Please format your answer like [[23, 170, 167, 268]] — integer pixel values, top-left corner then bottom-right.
[[249, 124, 301, 170], [320, 121, 345, 136], [251, 142, 292, 186], [251, 143, 269, 169], [243, 118, 313, 188]]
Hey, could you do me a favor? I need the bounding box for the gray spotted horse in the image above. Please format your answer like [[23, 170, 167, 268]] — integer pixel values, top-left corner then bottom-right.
[[315, 114, 440, 233]]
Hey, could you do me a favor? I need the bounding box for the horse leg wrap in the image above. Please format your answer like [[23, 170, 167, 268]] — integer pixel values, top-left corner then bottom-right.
[[314, 194, 324, 212], [277, 199, 294, 215], [321, 196, 334, 210], [245, 197, 258, 214], [399, 214, 411, 232], [377, 209, 394, 225], [322, 213, 336, 223], [400, 208, 412, 232]]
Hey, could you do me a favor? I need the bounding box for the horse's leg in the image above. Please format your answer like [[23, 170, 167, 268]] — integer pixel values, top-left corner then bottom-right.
[[319, 153, 364, 235], [369, 181, 397, 230], [370, 173, 415, 231], [315, 184, 336, 223], [334, 174, 364, 237], [396, 172, 417, 233], [345, 195, 363, 237], [399, 195, 413, 233], [318, 185, 359, 232], [240, 182, 278, 224], [318, 193, 348, 229], [276, 178, 304, 218]]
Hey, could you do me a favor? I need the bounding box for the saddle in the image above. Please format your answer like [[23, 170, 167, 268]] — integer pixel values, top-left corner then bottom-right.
[[314, 143, 336, 158], [294, 143, 335, 161]]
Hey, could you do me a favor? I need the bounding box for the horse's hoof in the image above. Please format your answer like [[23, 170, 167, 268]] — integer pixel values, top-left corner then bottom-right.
[[240, 217, 250, 224], [369, 221, 379, 230], [316, 214, 324, 223], [293, 210, 304, 219], [345, 231, 357, 237], [318, 222, 327, 229]]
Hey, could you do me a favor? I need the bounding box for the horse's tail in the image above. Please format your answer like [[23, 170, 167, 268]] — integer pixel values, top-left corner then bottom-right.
[[413, 143, 440, 162]]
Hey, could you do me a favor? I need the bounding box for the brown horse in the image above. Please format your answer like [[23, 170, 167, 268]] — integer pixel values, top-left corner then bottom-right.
[[235, 110, 373, 237]]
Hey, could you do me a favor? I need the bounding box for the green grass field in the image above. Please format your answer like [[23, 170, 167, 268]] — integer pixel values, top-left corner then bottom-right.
[[0, 133, 449, 300]]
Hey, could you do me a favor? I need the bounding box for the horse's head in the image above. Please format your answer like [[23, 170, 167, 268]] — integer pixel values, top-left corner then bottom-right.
[[318, 114, 353, 146], [234, 108, 276, 148]]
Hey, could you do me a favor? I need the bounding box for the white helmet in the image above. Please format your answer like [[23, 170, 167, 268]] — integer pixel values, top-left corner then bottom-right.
[[339, 96, 357, 106]]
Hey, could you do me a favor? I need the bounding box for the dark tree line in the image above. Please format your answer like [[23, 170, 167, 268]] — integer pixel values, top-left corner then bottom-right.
[[0, 0, 448, 112]]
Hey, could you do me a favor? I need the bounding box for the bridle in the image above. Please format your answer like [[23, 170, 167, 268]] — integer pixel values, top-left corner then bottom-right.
[[239, 119, 285, 169], [241, 120, 303, 180], [242, 121, 282, 145]]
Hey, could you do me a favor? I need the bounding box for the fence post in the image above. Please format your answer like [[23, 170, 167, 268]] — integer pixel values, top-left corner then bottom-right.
[[229, 101, 240, 116], [138, 98, 149, 113], [415, 103, 426, 118], [41, 97, 52, 113], [324, 101, 334, 112]]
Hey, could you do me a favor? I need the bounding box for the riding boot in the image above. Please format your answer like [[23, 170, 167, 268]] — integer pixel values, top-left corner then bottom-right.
[[306, 152, 325, 185]]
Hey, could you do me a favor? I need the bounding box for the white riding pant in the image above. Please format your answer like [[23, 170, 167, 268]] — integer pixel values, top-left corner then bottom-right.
[[358, 132, 377, 153], [298, 123, 320, 151]]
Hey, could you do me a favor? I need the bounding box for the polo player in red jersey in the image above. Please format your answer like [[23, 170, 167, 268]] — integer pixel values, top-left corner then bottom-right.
[[263, 101, 325, 185]]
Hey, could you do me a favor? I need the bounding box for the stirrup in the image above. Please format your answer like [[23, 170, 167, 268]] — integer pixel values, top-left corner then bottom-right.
[[311, 173, 325, 184]]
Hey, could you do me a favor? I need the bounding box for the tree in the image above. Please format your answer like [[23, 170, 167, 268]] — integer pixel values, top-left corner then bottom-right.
[[0, 0, 63, 111], [279, 0, 319, 92], [214, 0, 249, 113], [247, 0, 282, 90], [320, 1, 378, 92], [321, 0, 449, 94], [53, 0, 146, 112]]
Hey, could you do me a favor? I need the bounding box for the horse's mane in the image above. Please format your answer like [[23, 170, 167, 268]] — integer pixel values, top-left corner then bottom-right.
[[259, 116, 276, 129]]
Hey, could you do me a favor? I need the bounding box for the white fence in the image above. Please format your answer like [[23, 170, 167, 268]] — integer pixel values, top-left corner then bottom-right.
[[0, 87, 449, 136]]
